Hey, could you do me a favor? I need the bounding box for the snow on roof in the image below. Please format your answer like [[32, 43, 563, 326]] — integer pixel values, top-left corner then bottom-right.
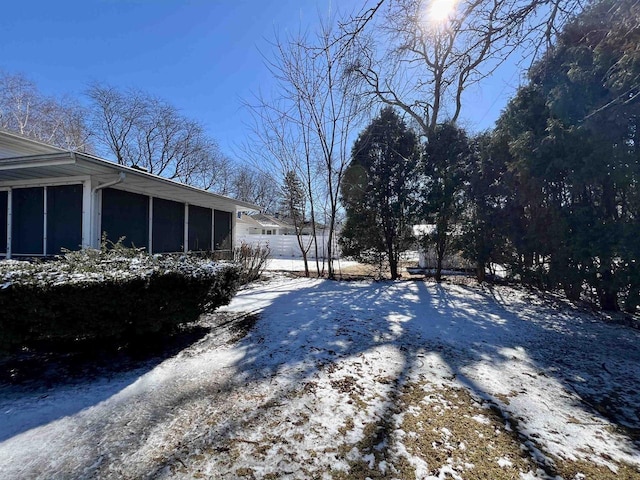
[[245, 213, 292, 229]]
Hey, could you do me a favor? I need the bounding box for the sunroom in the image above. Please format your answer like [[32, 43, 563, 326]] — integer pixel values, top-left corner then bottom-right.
[[0, 130, 258, 258]]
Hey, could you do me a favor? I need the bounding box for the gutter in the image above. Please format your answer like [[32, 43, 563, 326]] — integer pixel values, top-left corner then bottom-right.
[[92, 171, 126, 192], [88, 172, 126, 249]]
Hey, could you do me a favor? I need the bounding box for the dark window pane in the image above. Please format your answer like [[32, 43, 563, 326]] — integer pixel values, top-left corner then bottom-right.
[[0, 191, 6, 254], [188, 205, 212, 251], [101, 188, 149, 250], [214, 209, 232, 250], [152, 197, 184, 253], [12, 187, 44, 255], [47, 184, 83, 254]]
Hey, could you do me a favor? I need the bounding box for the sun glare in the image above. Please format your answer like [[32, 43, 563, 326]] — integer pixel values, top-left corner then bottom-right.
[[427, 0, 457, 24]]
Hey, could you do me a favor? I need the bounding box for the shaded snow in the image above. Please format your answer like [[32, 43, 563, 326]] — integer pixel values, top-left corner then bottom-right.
[[1, 274, 639, 478]]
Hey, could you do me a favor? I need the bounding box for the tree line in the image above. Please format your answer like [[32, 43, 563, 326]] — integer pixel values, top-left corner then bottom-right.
[[0, 72, 280, 211], [248, 0, 637, 311], [337, 0, 638, 312], [3, 0, 636, 312], [248, 0, 594, 280]]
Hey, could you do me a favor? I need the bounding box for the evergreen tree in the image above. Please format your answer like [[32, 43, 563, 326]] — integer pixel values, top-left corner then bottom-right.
[[280, 170, 306, 229], [340, 107, 419, 279], [494, 0, 640, 311], [280, 170, 313, 276], [419, 123, 471, 282], [536, 0, 640, 311], [457, 132, 510, 282]]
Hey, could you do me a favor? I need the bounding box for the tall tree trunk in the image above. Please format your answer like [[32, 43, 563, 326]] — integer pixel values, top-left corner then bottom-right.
[[598, 287, 620, 311], [294, 227, 310, 277], [435, 217, 448, 282], [435, 258, 443, 282], [476, 261, 486, 283], [597, 179, 620, 310], [597, 261, 620, 311], [563, 281, 582, 302], [388, 242, 398, 280], [327, 214, 336, 279]]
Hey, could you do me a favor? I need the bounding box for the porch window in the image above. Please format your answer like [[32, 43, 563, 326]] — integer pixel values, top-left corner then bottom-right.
[[213, 209, 232, 250], [188, 205, 213, 251], [47, 184, 82, 254], [152, 197, 184, 253], [12, 187, 44, 255], [101, 188, 149, 250]]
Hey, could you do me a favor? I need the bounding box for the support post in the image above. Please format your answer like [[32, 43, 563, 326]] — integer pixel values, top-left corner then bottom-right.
[[81, 179, 92, 249], [211, 208, 215, 251], [6, 188, 11, 259], [184, 203, 189, 253], [148, 197, 154, 254], [43, 186, 48, 256]]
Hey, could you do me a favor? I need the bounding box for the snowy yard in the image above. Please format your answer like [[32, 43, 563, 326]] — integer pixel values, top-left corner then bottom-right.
[[1, 273, 640, 479]]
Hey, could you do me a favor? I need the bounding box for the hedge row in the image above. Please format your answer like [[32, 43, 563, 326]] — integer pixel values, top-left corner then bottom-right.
[[0, 250, 241, 352]]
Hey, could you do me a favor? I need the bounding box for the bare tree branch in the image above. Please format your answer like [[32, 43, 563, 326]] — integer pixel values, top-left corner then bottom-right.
[[341, 0, 585, 140], [246, 17, 366, 278], [0, 70, 92, 151]]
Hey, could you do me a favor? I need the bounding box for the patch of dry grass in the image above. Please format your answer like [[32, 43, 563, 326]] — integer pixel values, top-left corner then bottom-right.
[[142, 318, 639, 479], [399, 383, 539, 479], [331, 380, 639, 479], [163, 376, 640, 479]]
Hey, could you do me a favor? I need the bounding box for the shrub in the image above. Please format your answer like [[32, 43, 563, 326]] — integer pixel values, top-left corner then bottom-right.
[[234, 242, 270, 284], [0, 248, 241, 352]]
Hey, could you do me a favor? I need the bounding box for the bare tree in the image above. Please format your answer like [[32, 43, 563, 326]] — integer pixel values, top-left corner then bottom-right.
[[243, 94, 321, 276], [0, 70, 92, 151], [344, 0, 585, 140], [39, 96, 92, 152], [87, 83, 232, 191], [258, 19, 364, 279], [230, 167, 280, 213], [183, 143, 234, 194], [0, 71, 39, 136], [86, 84, 144, 164]]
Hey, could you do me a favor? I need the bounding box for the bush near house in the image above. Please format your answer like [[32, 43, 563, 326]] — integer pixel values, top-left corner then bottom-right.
[[234, 242, 270, 284], [0, 248, 241, 352]]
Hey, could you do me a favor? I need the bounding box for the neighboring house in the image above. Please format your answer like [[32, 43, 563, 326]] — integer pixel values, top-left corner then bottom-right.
[[236, 212, 342, 259], [413, 224, 436, 269], [0, 130, 259, 258], [236, 212, 296, 236]]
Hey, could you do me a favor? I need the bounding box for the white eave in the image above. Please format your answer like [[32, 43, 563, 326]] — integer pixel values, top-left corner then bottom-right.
[[0, 130, 67, 158]]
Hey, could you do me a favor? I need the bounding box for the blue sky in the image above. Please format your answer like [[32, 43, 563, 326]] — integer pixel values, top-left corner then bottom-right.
[[1, 1, 521, 159]]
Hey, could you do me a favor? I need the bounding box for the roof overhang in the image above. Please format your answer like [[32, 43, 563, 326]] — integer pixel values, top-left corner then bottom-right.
[[0, 150, 260, 212], [0, 153, 78, 171], [0, 129, 67, 157]]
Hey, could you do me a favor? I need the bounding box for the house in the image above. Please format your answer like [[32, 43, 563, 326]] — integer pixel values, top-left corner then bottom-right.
[[0, 130, 259, 258], [235, 212, 330, 237], [235, 211, 341, 259], [236, 212, 297, 236]]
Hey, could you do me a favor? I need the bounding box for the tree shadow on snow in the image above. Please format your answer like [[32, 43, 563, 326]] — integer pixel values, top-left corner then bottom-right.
[[4, 277, 640, 477], [206, 279, 640, 468], [137, 277, 640, 477]]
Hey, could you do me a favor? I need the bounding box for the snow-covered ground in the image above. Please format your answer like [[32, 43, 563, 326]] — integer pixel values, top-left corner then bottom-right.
[[1, 274, 639, 479], [263, 257, 361, 272]]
